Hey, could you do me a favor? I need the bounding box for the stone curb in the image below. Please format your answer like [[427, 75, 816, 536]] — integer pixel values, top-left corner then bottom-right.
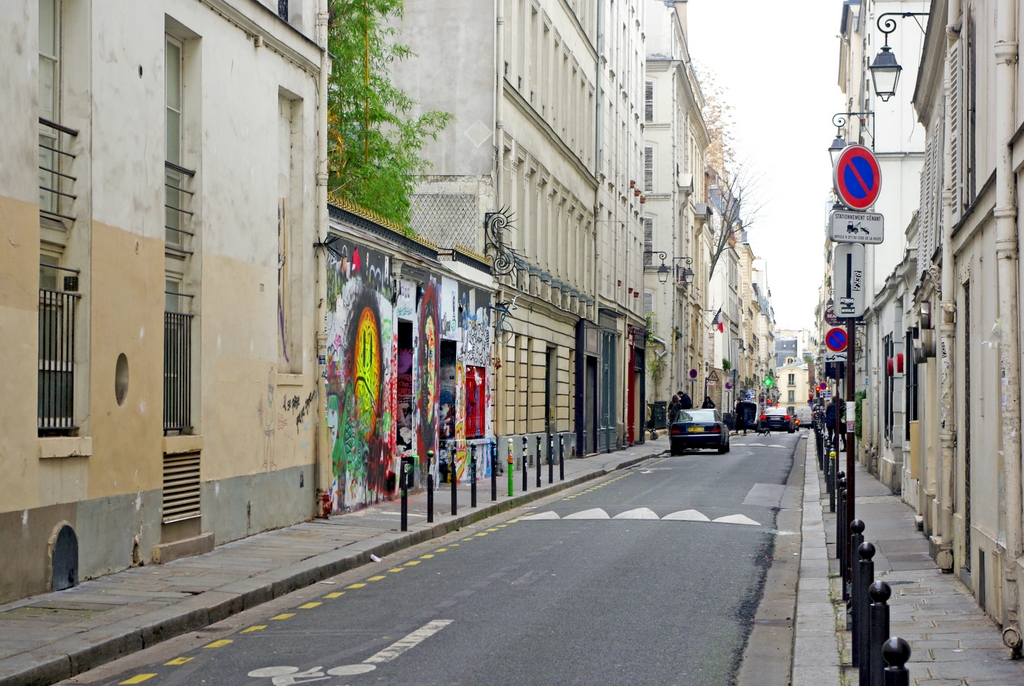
[[0, 448, 664, 686]]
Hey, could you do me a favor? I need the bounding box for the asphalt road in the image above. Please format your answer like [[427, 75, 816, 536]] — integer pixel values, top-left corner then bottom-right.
[[66, 432, 801, 686]]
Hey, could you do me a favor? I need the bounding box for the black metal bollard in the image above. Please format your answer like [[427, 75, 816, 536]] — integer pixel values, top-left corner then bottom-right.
[[559, 435, 565, 481], [548, 434, 554, 484], [849, 520, 864, 646], [400, 454, 412, 532], [536, 435, 542, 488], [522, 436, 528, 492], [426, 450, 434, 523], [491, 440, 497, 502], [868, 581, 892, 686], [882, 636, 911, 686], [856, 540, 876, 676], [828, 447, 836, 512], [450, 442, 458, 516], [470, 449, 477, 508]]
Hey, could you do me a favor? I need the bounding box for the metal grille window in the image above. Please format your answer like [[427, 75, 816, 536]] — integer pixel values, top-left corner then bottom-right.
[[39, 118, 78, 221], [38, 284, 78, 433], [164, 308, 193, 433], [162, 451, 201, 523]]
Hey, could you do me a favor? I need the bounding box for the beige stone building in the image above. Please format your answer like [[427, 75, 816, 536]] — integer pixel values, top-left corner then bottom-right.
[[0, 0, 327, 602]]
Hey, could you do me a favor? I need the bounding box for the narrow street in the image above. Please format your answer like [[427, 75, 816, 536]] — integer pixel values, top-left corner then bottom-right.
[[62, 434, 800, 686]]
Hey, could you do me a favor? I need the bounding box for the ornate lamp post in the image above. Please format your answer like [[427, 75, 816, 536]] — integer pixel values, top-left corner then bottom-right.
[[868, 12, 929, 102]]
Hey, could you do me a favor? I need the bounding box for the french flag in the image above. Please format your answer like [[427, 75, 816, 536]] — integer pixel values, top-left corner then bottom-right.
[[711, 307, 724, 333]]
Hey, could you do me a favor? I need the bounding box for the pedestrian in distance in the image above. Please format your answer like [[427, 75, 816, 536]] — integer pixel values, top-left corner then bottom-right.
[[701, 395, 715, 409], [735, 401, 747, 435], [668, 391, 682, 423], [680, 392, 693, 410]]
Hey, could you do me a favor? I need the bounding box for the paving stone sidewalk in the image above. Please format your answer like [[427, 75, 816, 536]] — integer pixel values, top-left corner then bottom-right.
[[809, 443, 1024, 685], [0, 438, 667, 686]]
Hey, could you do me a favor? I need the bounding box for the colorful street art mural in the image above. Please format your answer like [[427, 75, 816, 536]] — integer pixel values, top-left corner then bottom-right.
[[325, 241, 396, 512], [323, 231, 491, 510]]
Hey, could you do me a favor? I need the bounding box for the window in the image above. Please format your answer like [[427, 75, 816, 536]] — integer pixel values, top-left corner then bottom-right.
[[165, 36, 186, 246], [788, 391, 795, 403], [465, 366, 487, 439], [277, 0, 288, 21], [643, 290, 653, 316], [644, 146, 653, 192], [644, 80, 653, 122], [788, 373, 795, 386], [643, 218, 653, 263], [38, 0, 59, 122]]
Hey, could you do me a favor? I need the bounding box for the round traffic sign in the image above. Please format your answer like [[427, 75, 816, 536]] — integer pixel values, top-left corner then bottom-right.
[[833, 144, 881, 211], [818, 382, 827, 391], [824, 305, 840, 326], [825, 327, 848, 352], [689, 368, 697, 379]]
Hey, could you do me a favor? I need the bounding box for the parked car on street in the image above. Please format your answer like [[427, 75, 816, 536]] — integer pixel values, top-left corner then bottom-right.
[[670, 409, 730, 455], [759, 406, 796, 433]]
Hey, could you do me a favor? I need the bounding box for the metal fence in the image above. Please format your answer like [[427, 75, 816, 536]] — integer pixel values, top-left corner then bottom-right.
[[38, 117, 78, 222], [163, 311, 193, 433], [38, 289, 78, 432]]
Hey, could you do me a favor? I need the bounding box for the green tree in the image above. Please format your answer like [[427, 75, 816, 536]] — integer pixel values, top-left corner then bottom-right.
[[328, 0, 452, 231]]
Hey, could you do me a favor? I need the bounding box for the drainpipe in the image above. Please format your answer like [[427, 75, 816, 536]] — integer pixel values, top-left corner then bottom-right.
[[995, 0, 1023, 654], [935, 2, 959, 572], [314, 0, 331, 516], [495, 0, 505, 211]]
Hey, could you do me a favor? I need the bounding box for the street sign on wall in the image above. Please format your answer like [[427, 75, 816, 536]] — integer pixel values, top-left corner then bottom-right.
[[824, 303, 840, 326], [833, 144, 882, 210], [829, 210, 884, 244], [833, 244, 865, 318]]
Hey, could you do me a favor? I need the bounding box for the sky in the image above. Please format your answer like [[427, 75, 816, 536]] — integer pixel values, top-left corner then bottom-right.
[[686, 0, 847, 331]]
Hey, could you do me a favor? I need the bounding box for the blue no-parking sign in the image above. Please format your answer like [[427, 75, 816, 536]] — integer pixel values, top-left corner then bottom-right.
[[833, 145, 881, 211]]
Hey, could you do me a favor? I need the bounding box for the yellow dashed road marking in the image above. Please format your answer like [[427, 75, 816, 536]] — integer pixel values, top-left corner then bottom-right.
[[449, 543, 459, 547], [496, 525, 507, 528], [388, 568, 404, 573], [436, 547, 447, 552], [404, 560, 420, 566], [270, 613, 296, 620], [367, 576, 386, 581], [486, 528, 498, 532], [420, 554, 434, 559], [204, 639, 233, 649], [346, 583, 367, 589], [165, 657, 193, 665], [120, 675, 156, 684], [299, 602, 322, 609], [324, 592, 345, 599], [241, 625, 267, 633], [474, 532, 488, 537]]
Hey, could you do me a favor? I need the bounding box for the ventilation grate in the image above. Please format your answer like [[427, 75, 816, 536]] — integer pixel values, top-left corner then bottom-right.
[[162, 451, 201, 523]]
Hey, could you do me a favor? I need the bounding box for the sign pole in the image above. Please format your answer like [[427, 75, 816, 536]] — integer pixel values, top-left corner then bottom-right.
[[845, 315, 856, 589]]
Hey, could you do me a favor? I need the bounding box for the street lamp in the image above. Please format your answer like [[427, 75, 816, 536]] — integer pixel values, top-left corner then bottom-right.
[[643, 250, 670, 284], [673, 256, 694, 287], [830, 112, 874, 157], [869, 12, 929, 102], [828, 134, 847, 167]]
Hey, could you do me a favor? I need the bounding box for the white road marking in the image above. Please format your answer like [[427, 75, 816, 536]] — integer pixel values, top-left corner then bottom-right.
[[522, 511, 560, 519], [613, 507, 659, 520], [712, 514, 761, 526], [326, 664, 376, 676], [663, 510, 710, 522], [563, 508, 610, 519], [362, 619, 454, 664]]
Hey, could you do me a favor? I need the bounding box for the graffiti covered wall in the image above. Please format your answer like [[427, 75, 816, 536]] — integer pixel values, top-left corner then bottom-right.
[[325, 242, 396, 512]]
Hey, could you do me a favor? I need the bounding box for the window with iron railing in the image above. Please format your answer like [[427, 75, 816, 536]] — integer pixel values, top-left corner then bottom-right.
[[39, 118, 78, 222], [164, 289, 193, 434], [38, 262, 80, 434]]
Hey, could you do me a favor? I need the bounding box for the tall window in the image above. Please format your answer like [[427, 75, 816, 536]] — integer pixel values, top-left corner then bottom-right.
[[644, 146, 653, 192], [644, 81, 653, 122], [39, 0, 59, 122], [643, 217, 653, 264], [165, 37, 184, 245], [788, 373, 795, 386]]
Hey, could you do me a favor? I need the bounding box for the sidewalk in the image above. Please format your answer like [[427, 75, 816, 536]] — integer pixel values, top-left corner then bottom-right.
[[794, 438, 1024, 685], [0, 438, 667, 686]]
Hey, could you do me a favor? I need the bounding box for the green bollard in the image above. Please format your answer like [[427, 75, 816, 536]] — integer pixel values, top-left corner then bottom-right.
[[507, 441, 514, 497]]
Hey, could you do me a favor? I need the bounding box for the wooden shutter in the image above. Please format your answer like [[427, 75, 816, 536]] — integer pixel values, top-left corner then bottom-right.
[[644, 146, 654, 192]]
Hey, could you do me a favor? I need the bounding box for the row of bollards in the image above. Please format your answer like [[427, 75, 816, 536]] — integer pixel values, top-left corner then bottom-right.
[[399, 436, 567, 530], [814, 415, 912, 685]]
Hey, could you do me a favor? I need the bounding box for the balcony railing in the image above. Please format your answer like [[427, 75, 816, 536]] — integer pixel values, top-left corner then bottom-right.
[[164, 310, 193, 433], [39, 117, 78, 223], [165, 160, 195, 254], [38, 288, 79, 433]]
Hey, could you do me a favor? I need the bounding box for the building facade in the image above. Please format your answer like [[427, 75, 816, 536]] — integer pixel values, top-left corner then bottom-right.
[[1, 0, 328, 603]]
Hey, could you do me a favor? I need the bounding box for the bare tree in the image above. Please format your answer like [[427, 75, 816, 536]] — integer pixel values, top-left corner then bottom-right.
[[707, 164, 764, 281]]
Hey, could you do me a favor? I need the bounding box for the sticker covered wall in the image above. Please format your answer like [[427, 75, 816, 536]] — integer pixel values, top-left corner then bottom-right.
[[325, 241, 397, 512]]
